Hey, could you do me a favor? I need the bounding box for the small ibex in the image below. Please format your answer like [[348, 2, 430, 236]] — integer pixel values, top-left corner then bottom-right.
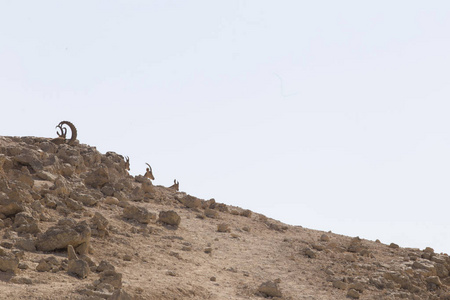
[[124, 156, 130, 171], [144, 163, 155, 180], [169, 179, 179, 191]]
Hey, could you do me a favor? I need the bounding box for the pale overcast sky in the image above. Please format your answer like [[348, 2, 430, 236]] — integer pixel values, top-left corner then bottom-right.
[[1, 1, 450, 253]]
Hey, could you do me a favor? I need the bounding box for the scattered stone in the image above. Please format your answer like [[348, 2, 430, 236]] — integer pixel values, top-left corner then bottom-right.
[[204, 247, 213, 254], [389, 243, 400, 249], [217, 223, 230, 233], [304, 248, 316, 259], [347, 288, 360, 299], [332, 280, 347, 290], [240, 209, 252, 218], [0, 247, 19, 273], [67, 245, 90, 278], [320, 234, 330, 242], [158, 210, 181, 227], [36, 221, 91, 252], [181, 195, 202, 209], [99, 270, 123, 289], [123, 254, 132, 261], [110, 289, 134, 300], [258, 280, 282, 298], [96, 260, 115, 273], [204, 208, 218, 219], [210, 276, 216, 282], [123, 205, 155, 224]]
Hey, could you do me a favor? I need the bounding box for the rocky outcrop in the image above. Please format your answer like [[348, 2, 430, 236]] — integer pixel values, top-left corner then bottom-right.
[[36, 220, 91, 252]]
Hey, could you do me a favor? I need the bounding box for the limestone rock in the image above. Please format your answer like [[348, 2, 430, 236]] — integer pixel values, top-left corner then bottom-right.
[[158, 210, 181, 227], [0, 192, 24, 217], [181, 195, 202, 209], [36, 221, 91, 252], [347, 288, 360, 299], [258, 280, 282, 298], [70, 191, 98, 206], [84, 165, 110, 188], [0, 247, 19, 273], [240, 209, 252, 218], [110, 289, 134, 300], [91, 212, 109, 237], [204, 208, 218, 219], [123, 205, 155, 224], [67, 245, 90, 278], [99, 270, 123, 289], [217, 223, 230, 233]]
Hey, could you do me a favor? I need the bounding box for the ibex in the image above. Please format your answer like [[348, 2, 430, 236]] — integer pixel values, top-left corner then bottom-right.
[[51, 121, 77, 145], [124, 156, 130, 171], [144, 163, 155, 180], [169, 179, 179, 191]]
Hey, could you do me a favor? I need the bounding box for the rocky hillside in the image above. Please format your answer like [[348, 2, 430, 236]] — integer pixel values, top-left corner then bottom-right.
[[1, 135, 450, 299]]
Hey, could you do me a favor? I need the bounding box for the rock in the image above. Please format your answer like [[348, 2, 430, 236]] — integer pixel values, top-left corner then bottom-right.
[[240, 209, 252, 218], [123, 205, 156, 224], [84, 165, 110, 188], [258, 280, 282, 298], [36, 221, 91, 252], [0, 192, 24, 216], [217, 223, 230, 233], [304, 248, 316, 258], [96, 260, 115, 273], [15, 238, 36, 252], [0, 247, 19, 273], [13, 211, 40, 234], [320, 234, 330, 242], [67, 245, 90, 278], [36, 257, 59, 272], [435, 263, 449, 278], [104, 196, 120, 205], [389, 243, 400, 249], [36, 170, 58, 182], [332, 280, 347, 290], [347, 288, 360, 299], [204, 208, 218, 219], [426, 276, 442, 287], [99, 270, 122, 289], [158, 210, 181, 227], [181, 195, 202, 209], [91, 212, 109, 238], [70, 191, 98, 206], [110, 289, 134, 300]]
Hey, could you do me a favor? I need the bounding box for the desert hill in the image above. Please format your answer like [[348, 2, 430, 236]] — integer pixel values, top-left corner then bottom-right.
[[1, 135, 450, 299]]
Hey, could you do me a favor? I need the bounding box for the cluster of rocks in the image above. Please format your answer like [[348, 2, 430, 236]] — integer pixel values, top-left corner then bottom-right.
[[1, 135, 265, 299], [294, 233, 450, 299]]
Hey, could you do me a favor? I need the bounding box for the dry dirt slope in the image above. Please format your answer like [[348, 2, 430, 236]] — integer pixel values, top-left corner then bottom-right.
[[1, 135, 450, 300]]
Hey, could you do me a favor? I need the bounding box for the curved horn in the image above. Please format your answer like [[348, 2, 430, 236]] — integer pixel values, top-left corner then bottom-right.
[[57, 121, 78, 145], [145, 163, 152, 172], [56, 124, 66, 138]]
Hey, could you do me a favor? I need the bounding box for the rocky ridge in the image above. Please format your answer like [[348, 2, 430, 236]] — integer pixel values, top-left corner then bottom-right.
[[1, 135, 450, 299]]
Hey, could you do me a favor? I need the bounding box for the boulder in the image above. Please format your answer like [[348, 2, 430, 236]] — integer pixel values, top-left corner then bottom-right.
[[67, 245, 90, 278], [84, 165, 110, 188], [0, 247, 19, 273], [36, 221, 91, 252], [0, 192, 24, 217], [181, 195, 202, 209], [258, 280, 282, 298], [123, 206, 155, 224], [158, 210, 181, 227]]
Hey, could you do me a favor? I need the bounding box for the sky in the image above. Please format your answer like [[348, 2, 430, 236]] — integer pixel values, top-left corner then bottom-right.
[[1, 1, 450, 253]]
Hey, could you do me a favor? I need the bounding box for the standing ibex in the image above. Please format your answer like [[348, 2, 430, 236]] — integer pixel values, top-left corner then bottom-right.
[[124, 156, 130, 171], [144, 163, 155, 180], [52, 121, 77, 145], [169, 179, 179, 191]]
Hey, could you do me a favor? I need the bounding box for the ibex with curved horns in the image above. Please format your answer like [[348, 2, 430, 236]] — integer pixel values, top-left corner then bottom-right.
[[169, 179, 179, 191], [52, 121, 78, 145], [144, 163, 155, 180]]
